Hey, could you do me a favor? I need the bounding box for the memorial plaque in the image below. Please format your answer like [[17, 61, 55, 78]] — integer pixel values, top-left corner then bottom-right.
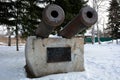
[[47, 47, 71, 63]]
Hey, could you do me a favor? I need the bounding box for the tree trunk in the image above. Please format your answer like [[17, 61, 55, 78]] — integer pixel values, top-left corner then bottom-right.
[[92, 0, 96, 44], [97, 22, 101, 44], [96, 4, 101, 44], [116, 39, 118, 44], [16, 1, 19, 51], [103, 19, 105, 37], [15, 25, 19, 51], [92, 26, 95, 44], [7, 27, 11, 46], [8, 34, 11, 46]]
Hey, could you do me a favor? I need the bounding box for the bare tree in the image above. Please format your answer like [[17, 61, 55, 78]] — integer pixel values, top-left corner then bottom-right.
[[6, 26, 14, 46], [92, 0, 110, 44], [92, 0, 101, 44]]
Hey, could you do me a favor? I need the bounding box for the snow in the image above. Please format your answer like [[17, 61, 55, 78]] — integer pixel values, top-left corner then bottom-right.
[[0, 40, 120, 80], [49, 34, 62, 38], [0, 46, 26, 80], [85, 41, 120, 80]]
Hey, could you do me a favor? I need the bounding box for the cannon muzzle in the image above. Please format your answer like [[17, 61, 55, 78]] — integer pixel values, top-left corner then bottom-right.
[[36, 4, 65, 38], [59, 6, 98, 38]]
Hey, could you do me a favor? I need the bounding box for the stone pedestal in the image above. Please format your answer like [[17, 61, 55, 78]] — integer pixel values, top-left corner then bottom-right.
[[25, 36, 85, 77]]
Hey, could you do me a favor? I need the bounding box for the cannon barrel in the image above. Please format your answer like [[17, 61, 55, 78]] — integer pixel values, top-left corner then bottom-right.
[[36, 4, 65, 38], [58, 6, 98, 38]]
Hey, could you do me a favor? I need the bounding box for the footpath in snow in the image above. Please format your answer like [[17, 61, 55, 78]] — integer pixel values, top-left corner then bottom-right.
[[0, 40, 120, 80]]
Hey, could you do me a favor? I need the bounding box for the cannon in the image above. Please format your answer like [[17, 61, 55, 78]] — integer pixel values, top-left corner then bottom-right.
[[36, 4, 65, 38], [58, 6, 98, 38]]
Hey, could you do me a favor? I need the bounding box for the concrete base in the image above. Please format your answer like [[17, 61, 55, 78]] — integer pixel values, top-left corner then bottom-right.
[[25, 36, 85, 77]]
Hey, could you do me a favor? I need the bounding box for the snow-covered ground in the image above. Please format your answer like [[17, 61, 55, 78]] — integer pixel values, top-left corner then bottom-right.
[[0, 40, 120, 80]]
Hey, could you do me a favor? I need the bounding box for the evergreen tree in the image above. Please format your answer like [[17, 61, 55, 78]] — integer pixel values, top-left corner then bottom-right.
[[0, 0, 19, 50], [0, 0, 43, 38], [0, 0, 16, 26], [19, 0, 43, 38], [107, 0, 120, 39]]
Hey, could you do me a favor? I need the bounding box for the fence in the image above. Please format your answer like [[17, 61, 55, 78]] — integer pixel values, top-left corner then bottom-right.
[[84, 37, 113, 43]]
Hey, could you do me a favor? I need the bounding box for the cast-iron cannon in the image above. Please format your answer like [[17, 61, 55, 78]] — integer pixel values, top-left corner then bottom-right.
[[58, 6, 98, 38], [36, 4, 65, 38]]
